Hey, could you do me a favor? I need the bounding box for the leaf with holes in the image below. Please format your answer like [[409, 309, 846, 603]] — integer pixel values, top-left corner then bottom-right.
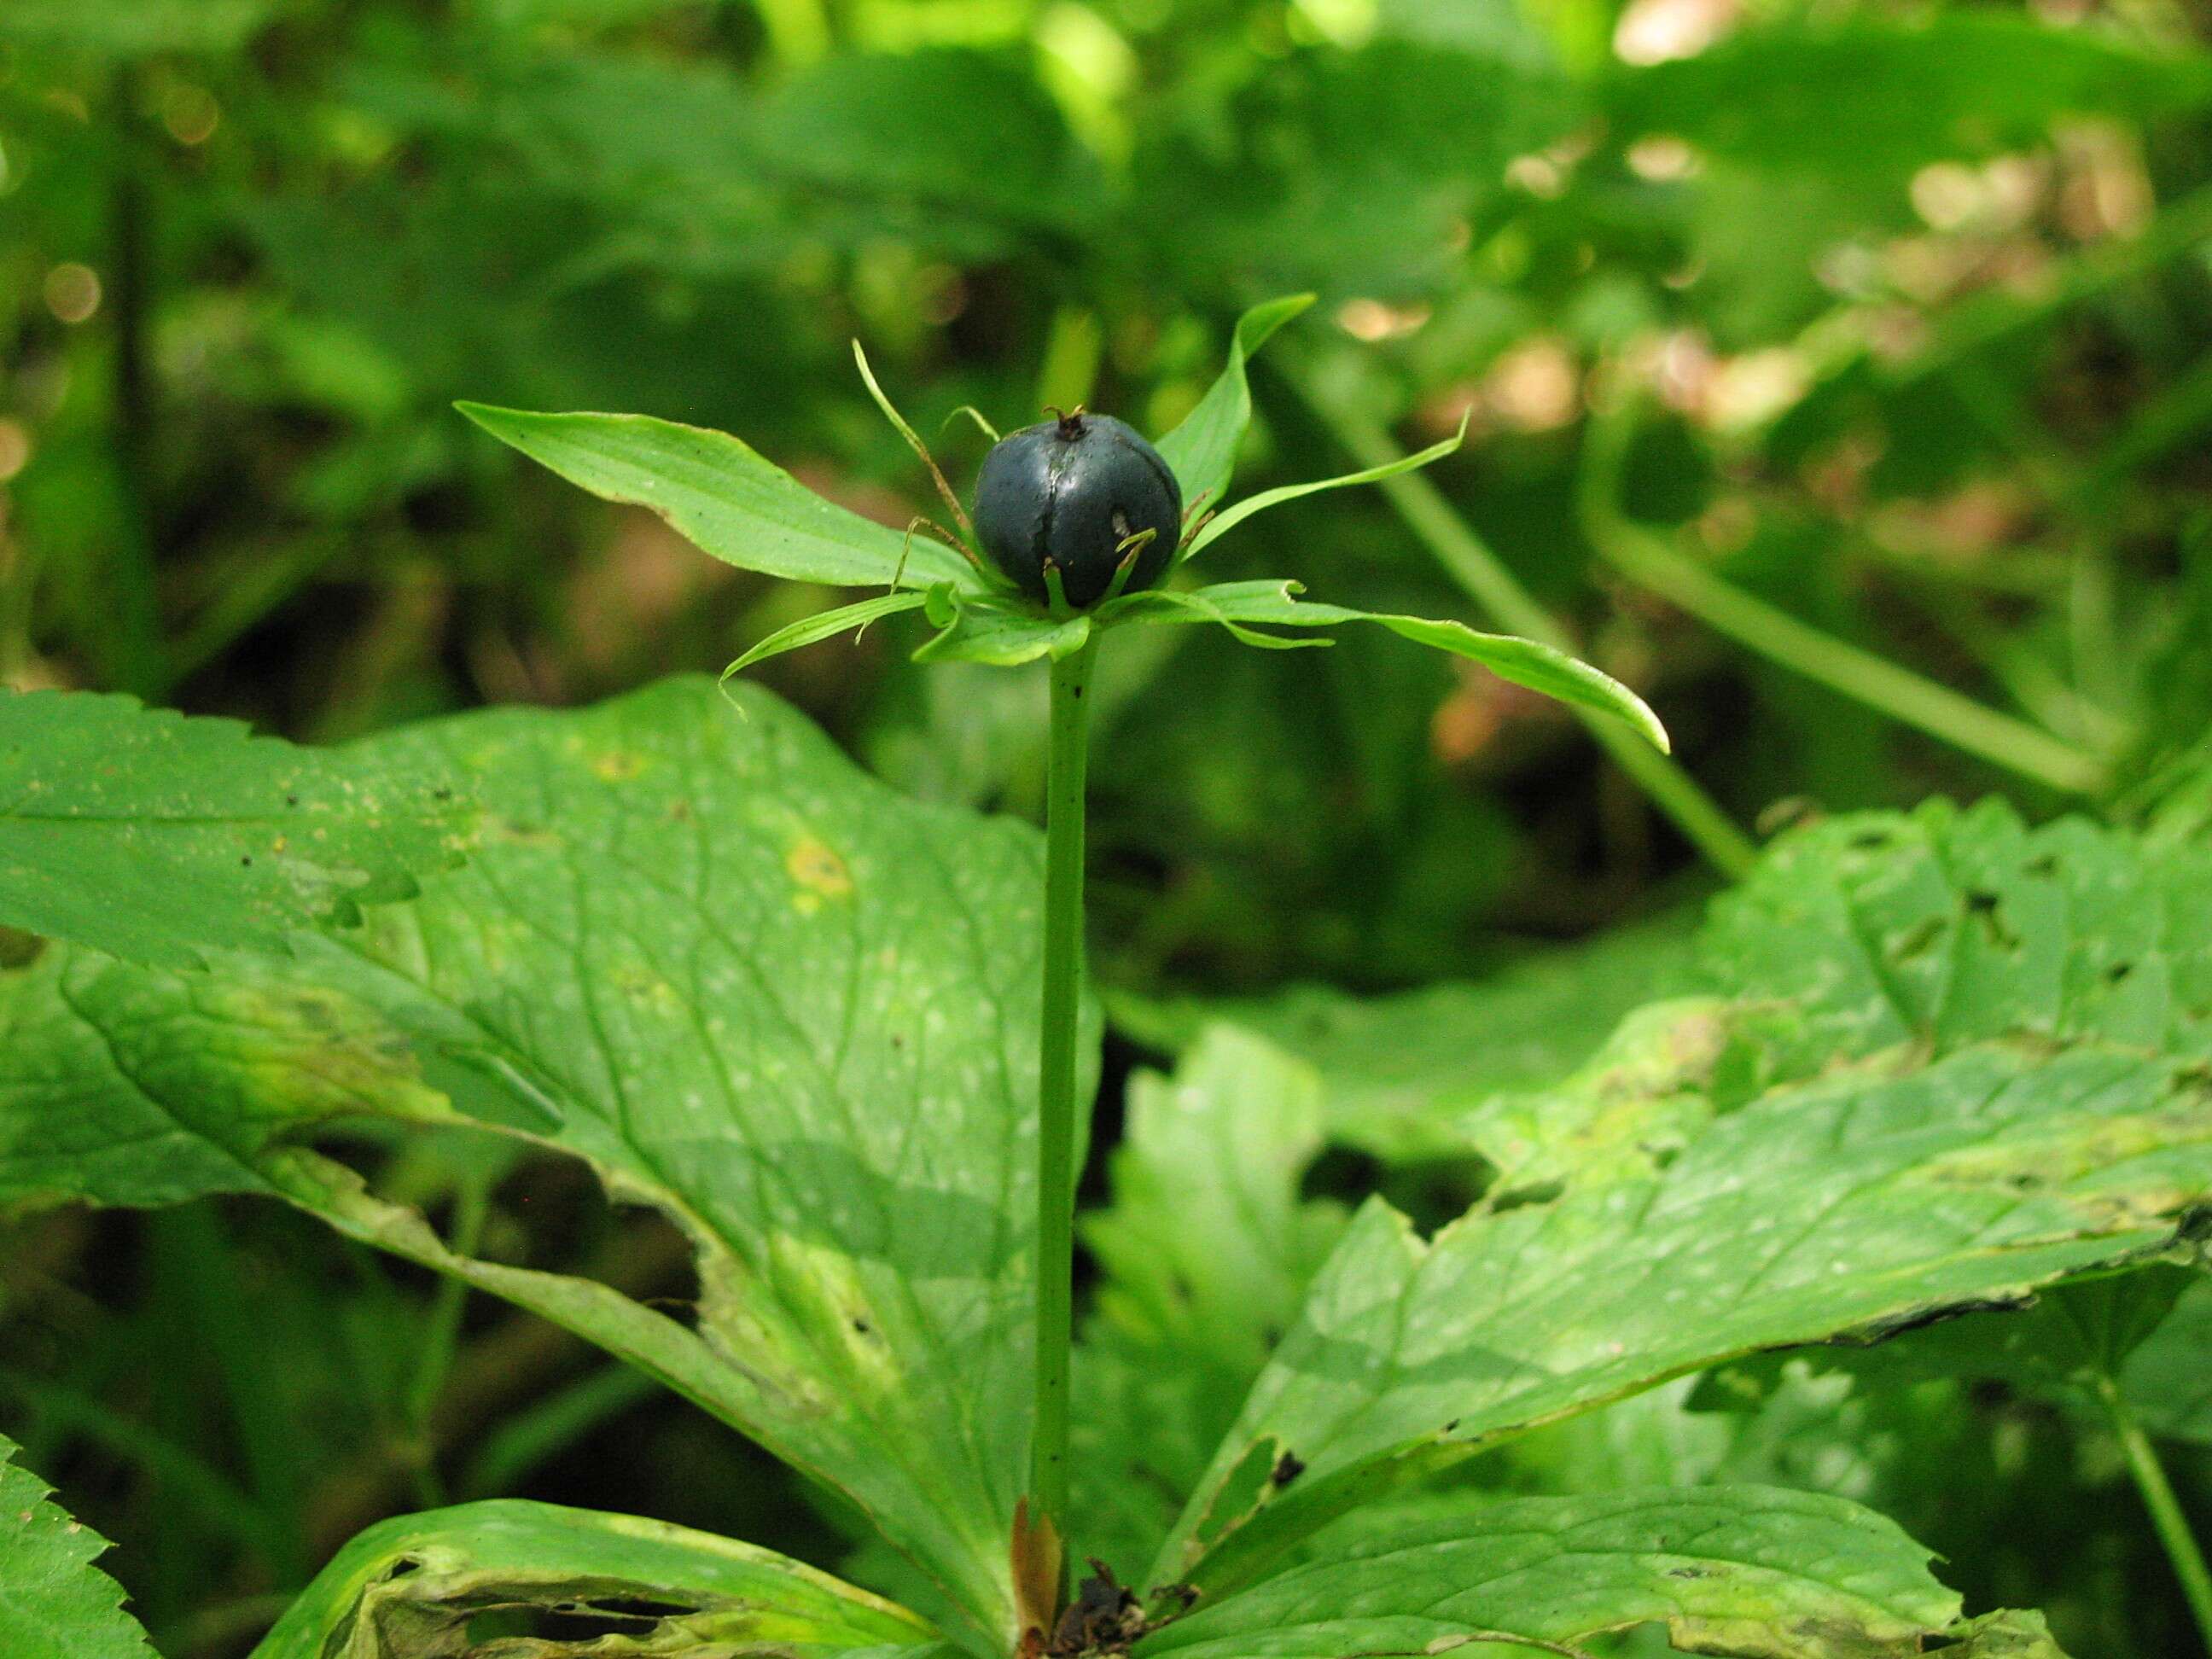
[[251, 1499, 953, 1659], [0, 690, 469, 969], [1136, 1488, 2064, 1659], [0, 677, 1097, 1650]]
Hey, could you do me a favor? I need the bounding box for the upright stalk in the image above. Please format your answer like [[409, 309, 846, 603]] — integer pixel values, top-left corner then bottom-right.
[[1030, 632, 1099, 1543], [2096, 1372, 2212, 1656]]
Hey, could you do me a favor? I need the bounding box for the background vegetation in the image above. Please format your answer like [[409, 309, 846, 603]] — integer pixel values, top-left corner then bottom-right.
[[3, 0, 2210, 1653]]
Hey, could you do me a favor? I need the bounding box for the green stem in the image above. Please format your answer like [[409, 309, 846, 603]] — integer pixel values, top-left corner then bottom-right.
[[1285, 354, 1759, 880], [2098, 1372, 2212, 1656], [1030, 634, 1099, 1537], [1579, 403, 2109, 798]]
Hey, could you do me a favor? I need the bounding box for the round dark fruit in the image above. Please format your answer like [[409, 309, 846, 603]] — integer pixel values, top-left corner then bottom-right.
[[971, 410, 1183, 608]]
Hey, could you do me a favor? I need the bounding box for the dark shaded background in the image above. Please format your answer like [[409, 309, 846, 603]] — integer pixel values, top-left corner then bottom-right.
[[4, 0, 2211, 1651]]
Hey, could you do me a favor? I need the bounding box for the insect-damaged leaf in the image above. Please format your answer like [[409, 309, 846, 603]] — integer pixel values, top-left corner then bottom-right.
[[1135, 1487, 2068, 1659], [0, 1433, 157, 1659], [1144, 800, 2212, 1599], [250, 1499, 952, 1659], [0, 678, 1098, 1650], [0, 690, 469, 969]]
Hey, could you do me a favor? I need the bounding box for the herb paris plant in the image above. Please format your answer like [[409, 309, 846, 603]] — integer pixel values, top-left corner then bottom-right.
[[4, 307, 2210, 1658], [469, 296, 1667, 1615]]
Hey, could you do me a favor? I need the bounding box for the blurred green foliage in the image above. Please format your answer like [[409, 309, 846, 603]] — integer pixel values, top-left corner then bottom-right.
[[5, 0, 2212, 1653]]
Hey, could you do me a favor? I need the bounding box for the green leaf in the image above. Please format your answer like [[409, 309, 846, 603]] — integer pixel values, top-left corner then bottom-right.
[[1138, 1487, 2065, 1659], [2123, 1272, 2212, 1445], [725, 591, 932, 677], [457, 404, 982, 592], [0, 0, 277, 52], [1150, 1043, 2212, 1597], [0, 1433, 156, 1659], [1153, 297, 1314, 512], [0, 690, 468, 969], [0, 678, 1097, 1649], [1085, 1027, 1344, 1371], [1109, 908, 1700, 1163], [1143, 800, 2212, 1598], [916, 592, 1092, 666], [1072, 1029, 1347, 1581], [1612, 14, 2212, 180], [1180, 416, 1468, 561], [1108, 581, 1669, 751], [252, 1499, 949, 1659], [1700, 797, 2212, 1073]]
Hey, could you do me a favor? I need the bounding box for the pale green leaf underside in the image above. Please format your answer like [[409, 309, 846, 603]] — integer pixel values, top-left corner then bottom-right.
[[0, 1434, 156, 1659], [251, 1499, 947, 1659], [1140, 1488, 2063, 1659], [458, 403, 981, 592], [917, 591, 1091, 666], [0, 678, 1092, 1649], [0, 690, 468, 969], [1154, 296, 1315, 511], [728, 591, 932, 675], [1103, 581, 1668, 750]]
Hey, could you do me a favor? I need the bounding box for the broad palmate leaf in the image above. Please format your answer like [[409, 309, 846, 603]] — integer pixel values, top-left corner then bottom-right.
[[0, 690, 468, 969], [1138, 1488, 2060, 1659], [252, 1499, 951, 1659], [0, 678, 1091, 1649], [1142, 800, 2212, 1599], [0, 1433, 156, 1659]]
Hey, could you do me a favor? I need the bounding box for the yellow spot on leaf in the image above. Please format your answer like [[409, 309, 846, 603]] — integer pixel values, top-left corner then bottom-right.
[[787, 835, 853, 913], [591, 749, 647, 782]]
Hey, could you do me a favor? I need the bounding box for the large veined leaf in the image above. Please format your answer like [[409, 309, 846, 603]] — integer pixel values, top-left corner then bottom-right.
[[0, 1433, 156, 1659], [0, 690, 469, 969], [1701, 798, 2212, 1072], [252, 1499, 951, 1659], [457, 405, 982, 592], [1142, 801, 2212, 1599], [0, 678, 1091, 1649], [1138, 1488, 2062, 1659]]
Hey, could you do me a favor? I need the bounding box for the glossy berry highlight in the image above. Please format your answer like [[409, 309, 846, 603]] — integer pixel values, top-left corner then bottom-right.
[[972, 410, 1183, 608]]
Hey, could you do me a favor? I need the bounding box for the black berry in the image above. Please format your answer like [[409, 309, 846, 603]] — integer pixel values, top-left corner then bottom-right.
[[972, 410, 1183, 608]]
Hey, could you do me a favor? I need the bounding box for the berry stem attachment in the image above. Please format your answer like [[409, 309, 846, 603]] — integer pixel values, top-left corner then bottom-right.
[[1029, 630, 1099, 1581]]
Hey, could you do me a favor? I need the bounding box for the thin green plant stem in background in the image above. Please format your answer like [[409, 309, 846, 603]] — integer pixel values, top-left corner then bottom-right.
[[1030, 632, 1100, 1539], [2095, 1372, 2212, 1656], [1578, 403, 2109, 797], [1286, 354, 1758, 880]]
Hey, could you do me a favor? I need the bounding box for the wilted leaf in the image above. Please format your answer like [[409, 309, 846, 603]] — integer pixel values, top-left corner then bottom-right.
[[252, 1499, 950, 1659]]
